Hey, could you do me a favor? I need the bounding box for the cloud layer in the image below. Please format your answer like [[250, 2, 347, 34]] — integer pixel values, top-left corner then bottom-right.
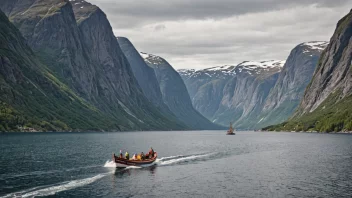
[[89, 0, 352, 69]]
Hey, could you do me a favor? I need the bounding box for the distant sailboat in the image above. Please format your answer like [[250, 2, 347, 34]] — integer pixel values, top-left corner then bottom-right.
[[227, 122, 235, 135]]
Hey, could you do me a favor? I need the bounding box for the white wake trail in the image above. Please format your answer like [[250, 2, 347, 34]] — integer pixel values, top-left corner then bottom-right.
[[156, 154, 210, 166], [158, 155, 183, 161], [1, 172, 113, 198]]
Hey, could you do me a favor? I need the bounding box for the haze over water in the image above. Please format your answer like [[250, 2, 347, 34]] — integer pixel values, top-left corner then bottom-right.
[[1, 131, 352, 197]]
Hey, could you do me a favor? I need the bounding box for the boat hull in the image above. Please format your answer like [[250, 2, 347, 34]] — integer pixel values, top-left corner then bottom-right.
[[113, 152, 157, 167]]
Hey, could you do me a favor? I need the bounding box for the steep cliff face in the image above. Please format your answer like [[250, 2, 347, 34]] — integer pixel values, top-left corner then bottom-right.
[[0, 10, 116, 131], [1, 0, 187, 131], [1, 0, 91, 95], [179, 61, 284, 129], [256, 42, 328, 128], [214, 61, 284, 128], [179, 66, 235, 119], [117, 37, 188, 128], [264, 10, 352, 132], [300, 11, 352, 113], [140, 52, 222, 130], [116, 37, 165, 108]]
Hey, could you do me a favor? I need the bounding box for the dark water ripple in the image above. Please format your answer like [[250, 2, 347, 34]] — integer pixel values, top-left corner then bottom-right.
[[1, 131, 352, 197]]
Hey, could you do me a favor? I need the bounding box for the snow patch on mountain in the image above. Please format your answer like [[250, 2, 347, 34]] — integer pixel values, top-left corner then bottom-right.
[[301, 41, 329, 54], [178, 60, 285, 78], [140, 52, 164, 65], [205, 65, 235, 71], [302, 41, 329, 50], [237, 60, 286, 69]]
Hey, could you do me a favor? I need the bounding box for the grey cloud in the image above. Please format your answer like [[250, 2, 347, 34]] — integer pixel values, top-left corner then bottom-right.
[[154, 24, 166, 31], [87, 0, 352, 69], [91, 0, 350, 27]]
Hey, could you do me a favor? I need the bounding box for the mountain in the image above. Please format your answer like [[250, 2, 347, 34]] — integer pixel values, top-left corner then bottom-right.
[[117, 37, 188, 128], [255, 41, 328, 128], [0, 9, 118, 131], [0, 0, 187, 131], [264, 10, 352, 132], [212, 60, 285, 128], [116, 37, 166, 108], [140, 52, 222, 130], [179, 60, 285, 129], [178, 65, 235, 119]]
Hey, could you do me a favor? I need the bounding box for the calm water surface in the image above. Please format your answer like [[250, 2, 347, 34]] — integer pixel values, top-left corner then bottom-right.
[[1, 131, 352, 197]]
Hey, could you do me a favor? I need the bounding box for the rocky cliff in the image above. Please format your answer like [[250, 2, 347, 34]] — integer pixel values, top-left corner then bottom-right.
[[140, 52, 222, 130], [256, 41, 328, 128], [117, 37, 188, 128], [215, 61, 284, 129], [0, 10, 117, 131], [116, 37, 166, 108], [264, 10, 352, 132], [0, 0, 187, 131], [179, 66, 235, 119], [179, 61, 285, 129]]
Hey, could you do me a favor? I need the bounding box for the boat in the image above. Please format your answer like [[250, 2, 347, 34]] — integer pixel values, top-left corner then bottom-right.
[[227, 122, 236, 135], [113, 152, 158, 168]]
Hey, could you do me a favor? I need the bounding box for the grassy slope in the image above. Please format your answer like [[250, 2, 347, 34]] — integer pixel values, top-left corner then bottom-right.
[[262, 12, 352, 133], [263, 90, 352, 132]]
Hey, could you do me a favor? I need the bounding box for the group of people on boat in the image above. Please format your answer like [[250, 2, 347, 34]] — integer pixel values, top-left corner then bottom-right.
[[119, 147, 155, 161]]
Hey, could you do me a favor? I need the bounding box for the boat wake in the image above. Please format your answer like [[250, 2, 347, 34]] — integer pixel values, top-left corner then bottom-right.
[[2, 154, 212, 197], [0, 165, 102, 180], [156, 154, 210, 166], [0, 172, 113, 198]]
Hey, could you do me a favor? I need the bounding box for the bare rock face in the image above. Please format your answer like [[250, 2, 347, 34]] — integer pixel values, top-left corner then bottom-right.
[[117, 37, 165, 108], [263, 10, 352, 132], [117, 37, 188, 128], [256, 42, 328, 128], [299, 11, 352, 114], [140, 53, 222, 130], [215, 62, 283, 129], [180, 40, 328, 130], [0, 10, 118, 131], [0, 0, 187, 131], [179, 61, 285, 129], [179, 66, 235, 119]]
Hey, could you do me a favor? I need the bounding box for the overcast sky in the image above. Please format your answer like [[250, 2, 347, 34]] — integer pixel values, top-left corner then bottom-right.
[[89, 0, 352, 69]]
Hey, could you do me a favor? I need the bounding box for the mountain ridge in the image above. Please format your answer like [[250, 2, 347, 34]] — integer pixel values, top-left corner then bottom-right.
[[179, 41, 328, 129], [140, 52, 223, 130]]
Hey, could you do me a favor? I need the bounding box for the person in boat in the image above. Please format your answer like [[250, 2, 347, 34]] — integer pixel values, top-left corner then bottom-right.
[[119, 150, 123, 158], [137, 153, 142, 160], [132, 153, 137, 160], [149, 147, 154, 157], [141, 152, 145, 160], [125, 151, 129, 160]]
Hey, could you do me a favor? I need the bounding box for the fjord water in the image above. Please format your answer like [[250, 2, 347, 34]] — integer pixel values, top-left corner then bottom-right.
[[1, 131, 352, 197]]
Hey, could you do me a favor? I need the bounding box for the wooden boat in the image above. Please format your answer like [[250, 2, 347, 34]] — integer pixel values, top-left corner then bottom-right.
[[227, 122, 236, 135], [113, 152, 158, 168]]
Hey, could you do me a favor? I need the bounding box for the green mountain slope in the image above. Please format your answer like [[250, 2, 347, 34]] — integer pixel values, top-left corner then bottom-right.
[[0, 10, 118, 131], [263, 10, 352, 132]]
